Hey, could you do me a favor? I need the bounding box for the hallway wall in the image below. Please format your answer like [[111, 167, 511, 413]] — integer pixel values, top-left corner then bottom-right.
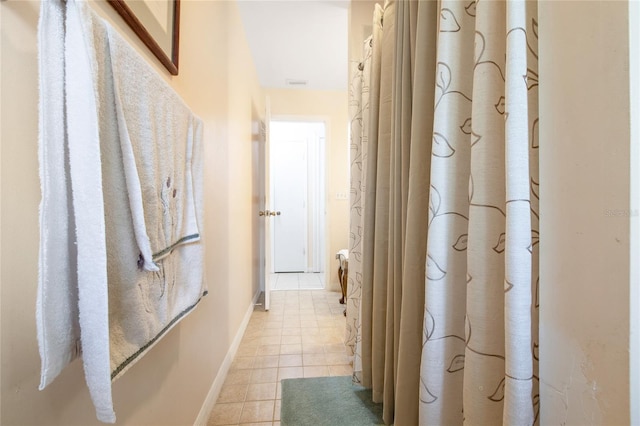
[[0, 1, 263, 424], [348, 0, 377, 67], [265, 88, 349, 292], [539, 1, 632, 424]]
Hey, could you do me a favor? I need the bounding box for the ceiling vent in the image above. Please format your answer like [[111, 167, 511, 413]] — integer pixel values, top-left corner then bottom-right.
[[285, 79, 308, 87]]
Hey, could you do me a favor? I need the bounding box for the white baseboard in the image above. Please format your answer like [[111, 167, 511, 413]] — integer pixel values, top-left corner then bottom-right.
[[193, 289, 262, 425]]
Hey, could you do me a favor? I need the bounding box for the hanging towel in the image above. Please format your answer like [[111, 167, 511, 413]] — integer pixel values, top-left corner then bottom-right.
[[37, 0, 206, 423], [63, 0, 118, 421], [36, 0, 82, 391], [107, 25, 201, 272], [336, 249, 349, 260], [103, 21, 206, 382]]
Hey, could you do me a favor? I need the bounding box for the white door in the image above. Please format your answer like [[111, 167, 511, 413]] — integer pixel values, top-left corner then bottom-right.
[[271, 138, 307, 272]]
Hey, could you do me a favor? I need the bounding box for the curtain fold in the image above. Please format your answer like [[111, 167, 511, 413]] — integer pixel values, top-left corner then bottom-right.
[[394, 1, 438, 425], [360, 1, 386, 392], [365, 0, 395, 407], [345, 32, 372, 383], [349, 0, 538, 424], [419, 0, 475, 422], [357, 1, 437, 424]]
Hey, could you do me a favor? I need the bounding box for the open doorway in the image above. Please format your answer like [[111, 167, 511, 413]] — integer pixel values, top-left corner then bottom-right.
[[269, 120, 326, 290]]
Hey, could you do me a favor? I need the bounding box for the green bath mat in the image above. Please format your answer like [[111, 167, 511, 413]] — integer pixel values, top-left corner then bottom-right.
[[281, 376, 384, 426]]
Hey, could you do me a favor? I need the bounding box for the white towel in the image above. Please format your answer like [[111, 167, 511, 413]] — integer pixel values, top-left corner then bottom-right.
[[64, 0, 114, 422], [336, 249, 349, 260], [336, 249, 349, 269], [37, 0, 206, 422], [36, 0, 82, 391]]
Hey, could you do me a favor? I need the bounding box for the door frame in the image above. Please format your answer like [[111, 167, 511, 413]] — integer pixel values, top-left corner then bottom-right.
[[261, 98, 272, 310], [629, 1, 640, 422], [268, 115, 330, 289]]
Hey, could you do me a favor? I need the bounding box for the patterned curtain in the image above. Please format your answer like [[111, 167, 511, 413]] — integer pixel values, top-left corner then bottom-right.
[[419, 0, 539, 424], [345, 33, 372, 384], [348, 0, 539, 424]]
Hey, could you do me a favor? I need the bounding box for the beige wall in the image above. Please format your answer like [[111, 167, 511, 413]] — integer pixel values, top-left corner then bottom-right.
[[349, 0, 377, 68], [0, 0, 263, 424], [265, 88, 349, 291], [539, 1, 632, 424]]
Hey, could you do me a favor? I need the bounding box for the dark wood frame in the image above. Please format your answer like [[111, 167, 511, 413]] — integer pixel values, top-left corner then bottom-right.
[[107, 0, 180, 75]]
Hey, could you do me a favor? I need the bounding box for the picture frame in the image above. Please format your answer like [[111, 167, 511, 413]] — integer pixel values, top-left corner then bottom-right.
[[107, 0, 180, 75]]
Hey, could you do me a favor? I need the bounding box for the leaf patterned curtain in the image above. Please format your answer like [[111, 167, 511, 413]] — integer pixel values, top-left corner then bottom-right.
[[347, 0, 539, 424], [420, 0, 539, 424], [345, 32, 372, 383]]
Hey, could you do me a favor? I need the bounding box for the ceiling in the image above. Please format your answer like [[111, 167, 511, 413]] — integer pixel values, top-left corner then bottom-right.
[[237, 1, 350, 91]]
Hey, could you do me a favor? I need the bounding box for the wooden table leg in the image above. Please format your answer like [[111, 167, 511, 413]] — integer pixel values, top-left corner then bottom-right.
[[339, 266, 346, 304]]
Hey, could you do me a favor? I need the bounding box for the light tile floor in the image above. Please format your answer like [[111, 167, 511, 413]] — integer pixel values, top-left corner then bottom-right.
[[270, 273, 325, 291], [207, 289, 350, 426]]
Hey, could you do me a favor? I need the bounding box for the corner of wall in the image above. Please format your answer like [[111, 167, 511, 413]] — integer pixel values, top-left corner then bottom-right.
[[629, 1, 640, 423], [193, 289, 261, 425]]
